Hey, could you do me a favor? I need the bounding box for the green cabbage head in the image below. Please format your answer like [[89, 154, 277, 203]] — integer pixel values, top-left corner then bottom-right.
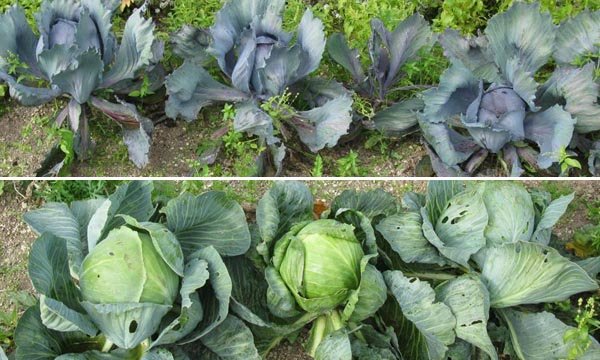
[[275, 219, 363, 313], [80, 226, 179, 306]]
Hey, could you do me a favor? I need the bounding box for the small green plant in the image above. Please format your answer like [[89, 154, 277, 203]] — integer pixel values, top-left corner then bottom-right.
[[352, 94, 376, 120], [364, 132, 391, 156], [222, 130, 265, 177], [564, 297, 600, 359], [567, 225, 600, 258], [128, 75, 155, 98], [336, 150, 363, 176], [311, 154, 324, 177], [222, 103, 236, 122], [57, 129, 75, 171], [0, 291, 36, 351], [396, 46, 449, 92], [558, 147, 582, 176], [587, 200, 600, 224], [260, 89, 297, 129]]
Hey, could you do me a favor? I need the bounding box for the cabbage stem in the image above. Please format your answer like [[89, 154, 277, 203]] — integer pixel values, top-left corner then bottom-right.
[[307, 310, 344, 357], [101, 339, 113, 352]]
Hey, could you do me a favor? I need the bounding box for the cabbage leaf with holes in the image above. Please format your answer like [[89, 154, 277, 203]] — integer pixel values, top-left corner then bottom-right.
[[419, 2, 600, 177], [0, 0, 162, 169], [375, 180, 599, 359], [17, 181, 258, 359], [166, 0, 353, 175]]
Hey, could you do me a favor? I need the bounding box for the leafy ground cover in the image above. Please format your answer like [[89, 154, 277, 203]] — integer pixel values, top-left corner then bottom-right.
[[0, 179, 599, 359], [0, 0, 597, 177]]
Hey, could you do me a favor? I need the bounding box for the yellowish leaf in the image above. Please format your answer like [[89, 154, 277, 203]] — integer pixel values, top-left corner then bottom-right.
[[120, 0, 135, 12]]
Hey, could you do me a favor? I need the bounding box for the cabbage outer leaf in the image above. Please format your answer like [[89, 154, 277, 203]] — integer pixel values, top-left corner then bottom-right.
[[524, 105, 575, 169], [421, 185, 488, 267], [438, 29, 500, 83], [482, 182, 535, 246], [382, 270, 456, 360], [377, 212, 447, 266], [163, 191, 251, 257], [554, 9, 600, 65], [81, 301, 171, 350], [436, 275, 497, 360], [256, 181, 313, 261], [100, 6, 155, 88], [498, 309, 600, 360], [475, 241, 598, 308], [538, 64, 600, 134], [422, 64, 480, 124], [485, 2, 555, 76], [294, 96, 353, 152], [199, 315, 261, 360]]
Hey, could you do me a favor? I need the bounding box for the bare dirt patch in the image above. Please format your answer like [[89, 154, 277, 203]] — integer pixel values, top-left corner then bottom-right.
[[0, 101, 58, 177], [0, 99, 425, 177], [0, 184, 38, 312]]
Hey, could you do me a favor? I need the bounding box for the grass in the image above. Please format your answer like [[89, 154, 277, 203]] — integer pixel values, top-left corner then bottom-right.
[[32, 180, 124, 203], [0, 291, 35, 352]]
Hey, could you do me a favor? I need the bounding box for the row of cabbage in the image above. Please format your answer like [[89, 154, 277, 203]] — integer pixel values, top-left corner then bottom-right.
[[3, 180, 600, 359], [0, 0, 599, 176]]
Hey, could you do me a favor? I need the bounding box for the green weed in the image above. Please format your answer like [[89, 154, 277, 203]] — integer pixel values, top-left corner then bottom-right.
[[312, 0, 417, 51], [558, 147, 582, 177], [128, 74, 155, 99], [564, 297, 600, 359], [311, 154, 324, 177], [353, 94, 376, 120], [364, 132, 391, 156], [539, 181, 574, 199], [569, 225, 600, 258], [432, 0, 487, 34], [587, 200, 600, 225], [336, 150, 364, 176], [33, 180, 123, 203], [0, 0, 41, 26], [0, 291, 36, 352], [221, 103, 236, 122], [162, 0, 223, 32]]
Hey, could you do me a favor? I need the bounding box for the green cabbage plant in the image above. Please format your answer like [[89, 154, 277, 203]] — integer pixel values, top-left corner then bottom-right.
[[0, 0, 160, 169], [327, 14, 435, 136], [165, 0, 353, 174], [374, 181, 600, 359], [17, 181, 260, 359], [419, 2, 599, 176], [223, 181, 398, 358]]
